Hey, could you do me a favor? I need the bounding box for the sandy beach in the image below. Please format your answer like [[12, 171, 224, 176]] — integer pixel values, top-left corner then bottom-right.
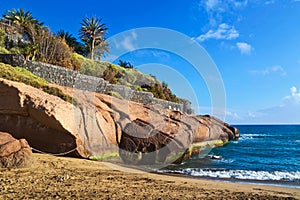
[[0, 154, 299, 200]]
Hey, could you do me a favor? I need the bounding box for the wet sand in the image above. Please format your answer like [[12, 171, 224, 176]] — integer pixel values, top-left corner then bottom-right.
[[0, 154, 299, 199]]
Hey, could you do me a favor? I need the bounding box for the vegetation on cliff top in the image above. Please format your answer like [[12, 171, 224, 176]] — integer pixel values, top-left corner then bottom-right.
[[0, 62, 78, 105], [0, 8, 180, 103], [73, 53, 180, 102]]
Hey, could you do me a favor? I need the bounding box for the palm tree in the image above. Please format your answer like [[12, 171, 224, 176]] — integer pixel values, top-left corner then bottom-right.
[[57, 30, 77, 47], [3, 8, 43, 44], [79, 16, 108, 60], [57, 30, 86, 55], [3, 8, 42, 27], [3, 8, 44, 60], [118, 60, 134, 68]]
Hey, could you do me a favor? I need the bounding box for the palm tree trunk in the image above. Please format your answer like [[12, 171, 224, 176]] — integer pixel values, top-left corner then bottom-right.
[[91, 37, 95, 60]]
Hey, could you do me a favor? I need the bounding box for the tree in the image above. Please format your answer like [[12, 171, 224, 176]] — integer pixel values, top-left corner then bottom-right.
[[3, 8, 43, 44], [3, 8, 44, 60], [57, 30, 77, 47], [57, 30, 86, 55], [3, 8, 42, 28], [79, 16, 108, 60], [118, 60, 134, 68], [33, 27, 73, 68], [93, 40, 109, 60]]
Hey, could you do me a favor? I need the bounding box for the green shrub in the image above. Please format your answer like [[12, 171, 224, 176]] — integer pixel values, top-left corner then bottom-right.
[[72, 55, 180, 102], [109, 63, 125, 74], [42, 85, 79, 105], [102, 64, 124, 84], [89, 153, 119, 161], [0, 46, 10, 54], [0, 28, 5, 47], [75, 54, 110, 77], [0, 63, 78, 105], [134, 85, 143, 91], [71, 53, 84, 70], [9, 46, 22, 54], [106, 91, 123, 99], [124, 69, 137, 84], [0, 65, 48, 88], [0, 22, 180, 103]]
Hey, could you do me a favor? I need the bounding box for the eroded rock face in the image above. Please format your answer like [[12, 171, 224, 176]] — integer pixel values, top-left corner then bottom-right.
[[0, 79, 121, 158], [96, 95, 239, 164], [119, 119, 184, 164], [0, 78, 239, 164], [0, 132, 34, 168]]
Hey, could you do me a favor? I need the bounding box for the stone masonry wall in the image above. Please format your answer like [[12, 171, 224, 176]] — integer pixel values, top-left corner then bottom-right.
[[0, 54, 193, 113]]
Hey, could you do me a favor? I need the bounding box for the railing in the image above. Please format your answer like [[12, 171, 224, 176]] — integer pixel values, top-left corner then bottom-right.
[[0, 18, 13, 26], [0, 18, 23, 32]]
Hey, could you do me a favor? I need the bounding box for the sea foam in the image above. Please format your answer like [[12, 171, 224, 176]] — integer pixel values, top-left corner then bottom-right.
[[161, 168, 300, 182]]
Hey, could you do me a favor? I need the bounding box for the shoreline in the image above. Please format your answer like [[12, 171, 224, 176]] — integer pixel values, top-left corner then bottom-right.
[[1, 153, 299, 199], [157, 171, 300, 189], [104, 161, 300, 199], [102, 160, 300, 189]]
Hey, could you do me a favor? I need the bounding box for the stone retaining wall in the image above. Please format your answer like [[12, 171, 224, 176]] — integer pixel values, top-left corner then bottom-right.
[[0, 54, 193, 114]]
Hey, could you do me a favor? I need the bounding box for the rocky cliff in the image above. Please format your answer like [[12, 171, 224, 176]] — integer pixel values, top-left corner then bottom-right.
[[0, 78, 239, 165]]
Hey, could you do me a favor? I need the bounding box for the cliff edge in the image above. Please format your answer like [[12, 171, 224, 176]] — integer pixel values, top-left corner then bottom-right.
[[0, 78, 239, 165]]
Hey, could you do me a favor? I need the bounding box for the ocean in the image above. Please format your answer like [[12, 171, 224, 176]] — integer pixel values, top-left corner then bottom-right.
[[161, 125, 300, 188]]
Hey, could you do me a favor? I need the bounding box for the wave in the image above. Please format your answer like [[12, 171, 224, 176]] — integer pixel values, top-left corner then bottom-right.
[[239, 133, 272, 141], [160, 168, 300, 182], [207, 155, 235, 163]]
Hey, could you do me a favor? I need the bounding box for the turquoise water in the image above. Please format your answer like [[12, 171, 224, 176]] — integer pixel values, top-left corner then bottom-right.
[[162, 125, 300, 187]]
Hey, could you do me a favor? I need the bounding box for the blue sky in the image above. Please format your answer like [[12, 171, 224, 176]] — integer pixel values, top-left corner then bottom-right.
[[2, 0, 300, 124]]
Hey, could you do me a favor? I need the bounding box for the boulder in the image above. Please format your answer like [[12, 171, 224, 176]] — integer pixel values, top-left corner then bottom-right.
[[0, 78, 239, 164], [119, 119, 185, 164], [0, 132, 34, 168], [0, 78, 119, 158], [97, 95, 239, 164]]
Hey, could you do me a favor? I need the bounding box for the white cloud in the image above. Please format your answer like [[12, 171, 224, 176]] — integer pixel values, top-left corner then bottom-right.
[[151, 51, 171, 60], [236, 42, 253, 55], [228, 86, 300, 124], [250, 65, 287, 76], [233, 0, 249, 8], [200, 0, 248, 26], [120, 32, 137, 51], [197, 23, 239, 42], [247, 111, 256, 118], [196, 0, 251, 43], [226, 111, 240, 120], [283, 86, 300, 105], [291, 86, 297, 94], [265, 0, 275, 5], [202, 0, 248, 12], [253, 86, 300, 123], [205, 0, 219, 11]]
